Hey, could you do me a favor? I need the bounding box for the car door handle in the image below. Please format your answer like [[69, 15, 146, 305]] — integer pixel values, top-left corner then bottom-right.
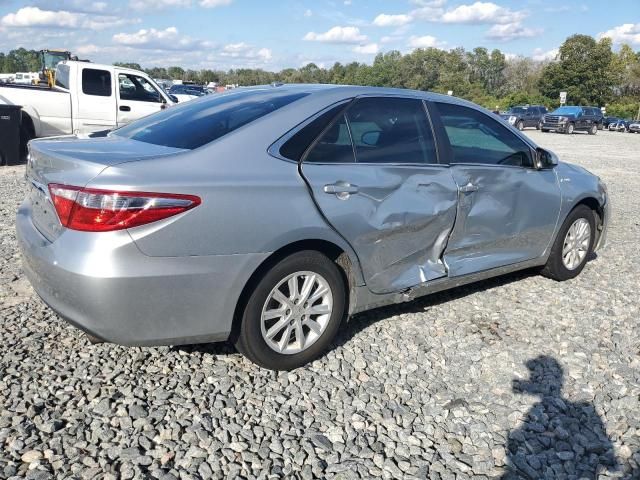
[[119, 106, 131, 112], [459, 182, 479, 193], [323, 182, 359, 197]]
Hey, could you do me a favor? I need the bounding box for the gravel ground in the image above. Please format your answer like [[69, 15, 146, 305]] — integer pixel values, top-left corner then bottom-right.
[[1, 129, 639, 479]]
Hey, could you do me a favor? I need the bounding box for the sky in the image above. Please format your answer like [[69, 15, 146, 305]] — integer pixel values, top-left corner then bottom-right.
[[0, 0, 638, 71]]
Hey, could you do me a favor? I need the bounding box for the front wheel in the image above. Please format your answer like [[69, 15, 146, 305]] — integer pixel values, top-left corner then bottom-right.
[[565, 123, 575, 134], [235, 251, 346, 370], [541, 205, 595, 281], [588, 124, 597, 135]]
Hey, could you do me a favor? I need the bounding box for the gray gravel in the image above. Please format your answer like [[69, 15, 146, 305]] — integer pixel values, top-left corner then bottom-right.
[[1, 129, 639, 479]]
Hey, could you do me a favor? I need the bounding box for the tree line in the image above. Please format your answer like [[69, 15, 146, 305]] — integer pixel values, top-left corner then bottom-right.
[[2, 34, 639, 118]]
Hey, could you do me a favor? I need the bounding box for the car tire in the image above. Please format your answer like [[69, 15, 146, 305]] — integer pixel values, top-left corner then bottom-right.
[[541, 205, 596, 281], [516, 120, 524, 131], [234, 250, 346, 370], [536, 121, 542, 130], [565, 123, 574, 134], [588, 124, 597, 135]]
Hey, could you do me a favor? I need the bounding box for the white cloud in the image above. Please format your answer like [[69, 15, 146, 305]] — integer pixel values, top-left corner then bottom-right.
[[303, 26, 367, 44], [199, 0, 233, 7], [373, 13, 412, 27], [0, 6, 136, 30], [531, 48, 559, 62], [304, 9, 312, 17], [598, 23, 640, 46], [220, 42, 272, 62], [487, 22, 541, 41], [113, 26, 210, 50], [129, 0, 191, 11], [353, 43, 379, 54], [440, 2, 525, 24], [408, 35, 443, 49]]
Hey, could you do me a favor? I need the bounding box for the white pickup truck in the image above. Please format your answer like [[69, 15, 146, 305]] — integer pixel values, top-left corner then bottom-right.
[[0, 61, 175, 148]]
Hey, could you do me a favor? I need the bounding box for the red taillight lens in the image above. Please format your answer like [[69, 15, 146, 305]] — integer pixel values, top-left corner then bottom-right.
[[48, 184, 201, 232]]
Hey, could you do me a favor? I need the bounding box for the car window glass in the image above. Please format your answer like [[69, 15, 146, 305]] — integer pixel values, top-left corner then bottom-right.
[[304, 114, 355, 163], [119, 73, 161, 103], [435, 102, 532, 167], [114, 90, 308, 150], [82, 68, 111, 97], [345, 97, 437, 164], [55, 65, 70, 89], [280, 103, 348, 161]]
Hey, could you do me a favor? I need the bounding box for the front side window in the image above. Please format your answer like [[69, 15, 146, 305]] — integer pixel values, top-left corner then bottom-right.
[[346, 97, 437, 164], [434, 102, 532, 167], [114, 89, 308, 150], [82, 68, 112, 97], [119, 74, 162, 103]]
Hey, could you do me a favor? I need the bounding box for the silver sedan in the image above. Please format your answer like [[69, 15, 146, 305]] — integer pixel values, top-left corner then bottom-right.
[[17, 85, 609, 370]]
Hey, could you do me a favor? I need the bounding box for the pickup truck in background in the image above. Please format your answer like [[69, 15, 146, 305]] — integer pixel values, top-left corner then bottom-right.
[[0, 61, 176, 153]]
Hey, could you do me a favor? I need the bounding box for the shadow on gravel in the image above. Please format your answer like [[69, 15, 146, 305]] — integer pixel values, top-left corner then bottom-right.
[[502, 355, 619, 480]]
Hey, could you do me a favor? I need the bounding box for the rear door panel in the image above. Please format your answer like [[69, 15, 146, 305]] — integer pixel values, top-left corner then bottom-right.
[[302, 163, 458, 293]]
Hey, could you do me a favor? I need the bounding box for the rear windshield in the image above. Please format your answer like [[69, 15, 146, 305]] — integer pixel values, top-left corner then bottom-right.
[[113, 89, 309, 150]]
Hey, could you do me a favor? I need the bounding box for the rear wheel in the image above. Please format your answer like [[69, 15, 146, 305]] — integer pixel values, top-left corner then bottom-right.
[[516, 120, 524, 131], [541, 205, 595, 281], [235, 251, 346, 370], [536, 121, 542, 130]]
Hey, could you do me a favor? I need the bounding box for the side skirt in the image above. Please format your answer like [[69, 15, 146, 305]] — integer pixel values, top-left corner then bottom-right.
[[350, 256, 547, 314]]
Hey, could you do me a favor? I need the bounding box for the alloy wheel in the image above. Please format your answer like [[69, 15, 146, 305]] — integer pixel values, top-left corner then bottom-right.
[[260, 271, 333, 354], [562, 218, 591, 270]]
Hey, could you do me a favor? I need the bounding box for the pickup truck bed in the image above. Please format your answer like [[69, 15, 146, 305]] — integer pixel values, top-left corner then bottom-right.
[[0, 84, 71, 137]]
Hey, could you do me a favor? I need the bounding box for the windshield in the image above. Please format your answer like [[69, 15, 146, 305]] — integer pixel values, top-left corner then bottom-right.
[[113, 89, 309, 150], [552, 106, 582, 115], [506, 107, 526, 114]]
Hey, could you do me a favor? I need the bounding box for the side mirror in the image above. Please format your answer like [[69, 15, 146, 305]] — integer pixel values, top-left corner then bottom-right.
[[534, 147, 558, 170], [361, 131, 380, 146]]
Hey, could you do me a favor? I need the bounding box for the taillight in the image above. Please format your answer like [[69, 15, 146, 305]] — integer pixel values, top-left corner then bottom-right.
[[48, 184, 200, 232]]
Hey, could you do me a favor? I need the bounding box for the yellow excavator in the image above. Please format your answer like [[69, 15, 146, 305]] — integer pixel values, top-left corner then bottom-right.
[[33, 49, 76, 87]]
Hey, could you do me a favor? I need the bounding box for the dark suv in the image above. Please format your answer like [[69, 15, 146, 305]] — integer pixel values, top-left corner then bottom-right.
[[500, 105, 548, 130], [542, 106, 603, 134]]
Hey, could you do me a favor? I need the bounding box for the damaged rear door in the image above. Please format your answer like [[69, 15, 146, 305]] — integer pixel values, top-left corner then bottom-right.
[[300, 96, 458, 294]]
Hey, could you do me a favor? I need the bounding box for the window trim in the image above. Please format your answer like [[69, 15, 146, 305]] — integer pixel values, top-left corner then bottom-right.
[[300, 94, 445, 167], [118, 72, 162, 104], [429, 100, 538, 170]]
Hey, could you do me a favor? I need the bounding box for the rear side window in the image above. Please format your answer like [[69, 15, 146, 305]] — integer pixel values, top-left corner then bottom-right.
[[305, 114, 355, 163], [82, 68, 112, 97], [55, 65, 70, 89], [280, 103, 349, 161], [346, 97, 437, 164], [434, 102, 532, 167], [114, 90, 309, 150]]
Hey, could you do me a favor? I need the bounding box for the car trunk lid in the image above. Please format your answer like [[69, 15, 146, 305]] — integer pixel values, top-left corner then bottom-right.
[[25, 135, 186, 241]]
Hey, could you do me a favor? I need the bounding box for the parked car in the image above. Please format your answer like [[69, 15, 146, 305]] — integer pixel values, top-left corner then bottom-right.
[[628, 120, 640, 133], [17, 86, 609, 370], [603, 116, 621, 129], [500, 105, 548, 130], [542, 106, 602, 134], [0, 61, 175, 155], [168, 84, 209, 102], [608, 119, 629, 132]]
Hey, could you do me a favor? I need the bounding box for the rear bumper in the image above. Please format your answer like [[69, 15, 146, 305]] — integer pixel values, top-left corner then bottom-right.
[[16, 200, 269, 346]]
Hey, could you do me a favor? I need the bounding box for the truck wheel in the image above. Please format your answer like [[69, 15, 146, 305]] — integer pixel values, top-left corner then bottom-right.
[[536, 121, 542, 130], [565, 123, 574, 135], [516, 120, 524, 131], [588, 124, 597, 135]]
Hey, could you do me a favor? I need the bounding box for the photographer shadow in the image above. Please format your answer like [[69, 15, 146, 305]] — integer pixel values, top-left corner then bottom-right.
[[503, 355, 618, 479]]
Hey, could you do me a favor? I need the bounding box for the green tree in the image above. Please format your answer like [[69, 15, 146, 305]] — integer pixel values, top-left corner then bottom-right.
[[539, 34, 615, 105], [113, 62, 142, 70], [167, 66, 185, 80]]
